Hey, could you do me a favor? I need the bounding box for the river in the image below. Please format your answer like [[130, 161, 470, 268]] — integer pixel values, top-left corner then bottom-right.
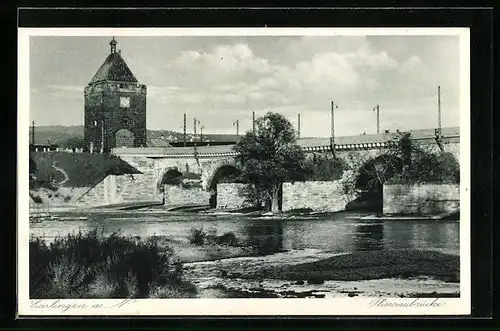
[[29, 210, 459, 255], [29, 209, 460, 298]]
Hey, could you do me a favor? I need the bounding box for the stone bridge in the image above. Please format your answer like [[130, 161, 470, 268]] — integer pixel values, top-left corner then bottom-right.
[[101, 127, 459, 206]]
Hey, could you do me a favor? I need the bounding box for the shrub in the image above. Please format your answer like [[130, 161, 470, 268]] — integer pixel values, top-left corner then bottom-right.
[[305, 154, 347, 181], [187, 228, 206, 246], [29, 179, 59, 192], [182, 172, 201, 180], [45, 256, 92, 298], [29, 229, 196, 299], [238, 184, 267, 209], [180, 181, 202, 189], [30, 194, 43, 204], [388, 151, 460, 185], [217, 232, 239, 247]]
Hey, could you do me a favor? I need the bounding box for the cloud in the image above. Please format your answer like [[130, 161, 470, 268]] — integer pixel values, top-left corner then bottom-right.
[[31, 36, 461, 136], [43, 85, 84, 100], [156, 38, 448, 136], [168, 39, 401, 108], [47, 84, 84, 92], [174, 43, 272, 75]]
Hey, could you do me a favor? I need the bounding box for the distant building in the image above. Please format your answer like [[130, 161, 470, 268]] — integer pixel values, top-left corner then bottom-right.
[[84, 37, 147, 152], [30, 143, 58, 152], [147, 138, 172, 148]]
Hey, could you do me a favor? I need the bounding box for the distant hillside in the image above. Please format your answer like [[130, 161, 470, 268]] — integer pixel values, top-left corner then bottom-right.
[[29, 126, 84, 145], [29, 125, 238, 146]]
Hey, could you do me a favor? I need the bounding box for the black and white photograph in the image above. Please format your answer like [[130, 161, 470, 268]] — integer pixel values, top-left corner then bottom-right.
[[18, 27, 470, 316]]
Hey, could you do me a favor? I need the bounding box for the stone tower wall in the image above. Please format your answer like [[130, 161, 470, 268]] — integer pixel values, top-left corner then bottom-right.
[[84, 82, 147, 151]]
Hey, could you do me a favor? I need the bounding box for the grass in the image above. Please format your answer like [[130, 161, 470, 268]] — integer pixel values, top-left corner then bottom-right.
[[187, 228, 240, 247], [235, 249, 460, 283], [30, 152, 141, 188], [30, 228, 197, 299]]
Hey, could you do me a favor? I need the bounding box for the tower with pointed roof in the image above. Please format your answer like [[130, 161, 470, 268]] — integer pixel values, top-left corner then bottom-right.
[[84, 37, 147, 152]]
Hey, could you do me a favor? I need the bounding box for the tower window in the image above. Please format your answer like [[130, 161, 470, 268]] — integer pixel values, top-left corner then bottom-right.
[[120, 96, 130, 108]]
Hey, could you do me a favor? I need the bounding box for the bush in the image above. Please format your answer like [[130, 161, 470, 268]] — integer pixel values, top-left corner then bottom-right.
[[388, 151, 460, 184], [238, 184, 266, 208], [30, 179, 59, 192], [305, 154, 346, 181], [182, 172, 201, 180], [188, 228, 240, 247], [187, 228, 206, 246], [29, 193, 43, 204], [180, 181, 202, 189], [29, 229, 196, 299], [216, 232, 239, 247]]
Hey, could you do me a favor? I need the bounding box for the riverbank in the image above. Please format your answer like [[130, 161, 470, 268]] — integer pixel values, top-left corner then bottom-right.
[[183, 249, 460, 298], [29, 202, 459, 224], [170, 240, 259, 263], [28, 208, 460, 298], [233, 249, 460, 283]]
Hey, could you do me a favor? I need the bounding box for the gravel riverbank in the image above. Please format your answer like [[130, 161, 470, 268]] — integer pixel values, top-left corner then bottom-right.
[[182, 249, 460, 298]]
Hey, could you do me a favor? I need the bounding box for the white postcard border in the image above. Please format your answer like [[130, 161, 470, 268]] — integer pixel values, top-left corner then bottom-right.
[[17, 27, 471, 316]]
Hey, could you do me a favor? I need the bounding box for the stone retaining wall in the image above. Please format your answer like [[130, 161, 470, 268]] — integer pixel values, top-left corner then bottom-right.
[[164, 185, 210, 206], [216, 183, 253, 209], [282, 181, 348, 212], [76, 173, 159, 206], [383, 183, 459, 215]]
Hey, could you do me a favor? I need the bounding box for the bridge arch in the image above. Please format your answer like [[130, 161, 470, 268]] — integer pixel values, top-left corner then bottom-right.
[[157, 167, 183, 195], [204, 159, 242, 208], [354, 153, 403, 193], [349, 152, 403, 212], [204, 159, 240, 190]]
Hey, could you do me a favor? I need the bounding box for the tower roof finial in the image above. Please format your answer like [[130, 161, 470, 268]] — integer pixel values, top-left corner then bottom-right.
[[110, 37, 117, 54]]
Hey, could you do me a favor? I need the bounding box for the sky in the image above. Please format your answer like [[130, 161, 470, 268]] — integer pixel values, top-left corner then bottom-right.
[[29, 34, 462, 138]]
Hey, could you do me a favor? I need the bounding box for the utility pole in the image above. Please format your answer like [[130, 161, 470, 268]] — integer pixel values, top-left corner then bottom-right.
[[297, 113, 301, 138], [437, 85, 442, 134], [331, 101, 338, 148], [373, 105, 380, 134], [435, 85, 444, 151], [252, 111, 255, 133], [200, 125, 204, 143], [101, 118, 105, 154], [233, 120, 239, 138], [31, 121, 35, 145], [193, 118, 200, 163], [194, 118, 200, 147], [183, 113, 187, 147]]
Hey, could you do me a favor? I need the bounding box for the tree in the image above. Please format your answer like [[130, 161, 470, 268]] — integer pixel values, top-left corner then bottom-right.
[[29, 157, 37, 174], [305, 154, 346, 181], [233, 112, 307, 213], [392, 146, 460, 184]]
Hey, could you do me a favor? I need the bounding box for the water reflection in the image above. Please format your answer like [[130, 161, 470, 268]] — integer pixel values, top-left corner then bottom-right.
[[353, 223, 384, 251], [30, 211, 460, 255], [244, 220, 283, 255]]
